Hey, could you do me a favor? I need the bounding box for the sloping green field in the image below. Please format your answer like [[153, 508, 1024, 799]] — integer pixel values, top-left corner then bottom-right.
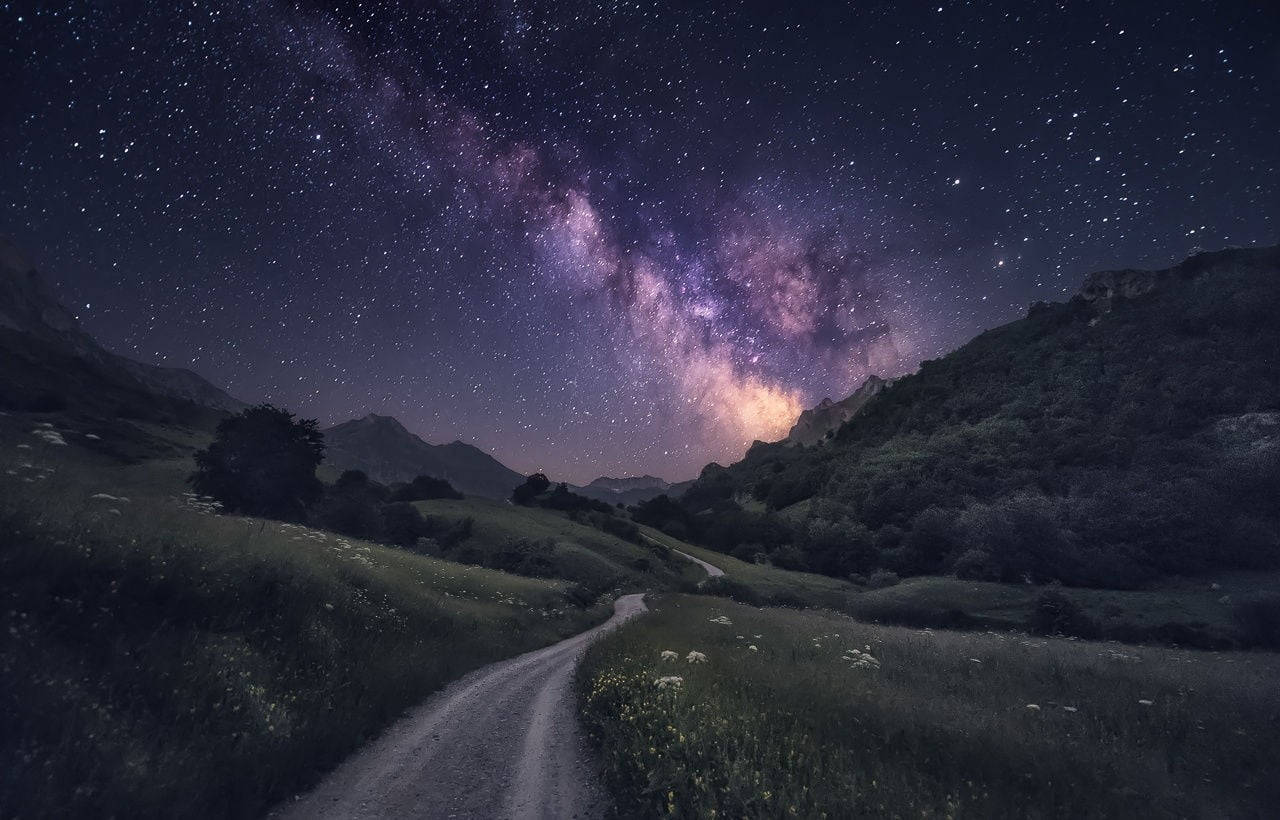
[[414, 497, 702, 590], [0, 417, 608, 818]]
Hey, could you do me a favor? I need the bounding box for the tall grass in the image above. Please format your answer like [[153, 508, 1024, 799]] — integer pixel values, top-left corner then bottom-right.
[[579, 594, 1280, 818], [0, 433, 606, 818]]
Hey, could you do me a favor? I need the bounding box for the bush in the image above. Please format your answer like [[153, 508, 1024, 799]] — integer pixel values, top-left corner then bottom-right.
[[391, 475, 463, 502], [512, 473, 551, 505], [867, 570, 900, 589], [1029, 589, 1098, 638]]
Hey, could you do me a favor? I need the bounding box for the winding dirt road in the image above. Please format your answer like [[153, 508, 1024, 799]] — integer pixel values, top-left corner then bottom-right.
[[276, 594, 648, 820]]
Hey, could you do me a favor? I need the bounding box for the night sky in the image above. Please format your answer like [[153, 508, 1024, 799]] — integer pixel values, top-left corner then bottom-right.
[[2, 1, 1277, 482]]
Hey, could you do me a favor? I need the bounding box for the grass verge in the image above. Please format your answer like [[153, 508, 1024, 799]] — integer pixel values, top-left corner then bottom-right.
[[579, 594, 1280, 818]]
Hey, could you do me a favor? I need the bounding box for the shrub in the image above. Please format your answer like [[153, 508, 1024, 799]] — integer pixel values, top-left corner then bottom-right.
[[391, 475, 463, 502], [512, 473, 551, 505], [1029, 589, 1098, 638], [868, 570, 900, 589]]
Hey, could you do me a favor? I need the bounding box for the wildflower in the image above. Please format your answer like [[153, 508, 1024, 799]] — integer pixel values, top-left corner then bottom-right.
[[654, 676, 684, 689], [709, 615, 733, 625], [748, 645, 758, 651], [323, 603, 335, 611], [1026, 704, 1041, 711], [686, 651, 707, 664], [660, 650, 679, 662], [1138, 699, 1154, 706]]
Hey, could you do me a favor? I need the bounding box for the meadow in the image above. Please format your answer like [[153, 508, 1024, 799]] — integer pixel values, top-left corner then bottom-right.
[[0, 417, 609, 818], [579, 594, 1280, 818], [414, 497, 703, 592]]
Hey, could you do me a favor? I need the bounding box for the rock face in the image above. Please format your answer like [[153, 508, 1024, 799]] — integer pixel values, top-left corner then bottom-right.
[[322, 413, 525, 499], [0, 238, 246, 413], [786, 375, 889, 446]]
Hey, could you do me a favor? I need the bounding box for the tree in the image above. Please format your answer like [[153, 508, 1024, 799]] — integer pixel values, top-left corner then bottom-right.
[[512, 473, 551, 505], [391, 474, 464, 502], [191, 404, 324, 519]]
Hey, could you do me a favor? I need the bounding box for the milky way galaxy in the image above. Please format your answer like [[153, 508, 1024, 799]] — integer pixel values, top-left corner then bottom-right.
[[3, 1, 1276, 481]]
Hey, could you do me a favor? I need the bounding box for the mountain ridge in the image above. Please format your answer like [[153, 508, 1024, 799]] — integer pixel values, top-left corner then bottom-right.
[[321, 413, 525, 499], [0, 239, 246, 414]]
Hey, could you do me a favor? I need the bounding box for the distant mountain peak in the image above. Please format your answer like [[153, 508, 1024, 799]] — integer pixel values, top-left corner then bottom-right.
[[322, 413, 523, 499]]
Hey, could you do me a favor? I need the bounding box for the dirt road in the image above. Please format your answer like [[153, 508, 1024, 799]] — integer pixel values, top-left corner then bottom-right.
[[275, 594, 648, 820]]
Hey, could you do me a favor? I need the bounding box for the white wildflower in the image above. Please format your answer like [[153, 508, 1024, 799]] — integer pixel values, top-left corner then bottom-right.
[[709, 615, 733, 626], [686, 651, 707, 664], [654, 676, 683, 690], [32, 429, 67, 445], [747, 645, 758, 651], [660, 650, 679, 662], [1026, 704, 1040, 711]]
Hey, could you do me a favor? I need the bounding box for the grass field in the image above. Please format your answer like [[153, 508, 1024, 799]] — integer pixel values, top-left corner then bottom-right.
[[579, 594, 1280, 818], [642, 525, 1274, 648], [0, 418, 609, 818], [414, 498, 704, 590]]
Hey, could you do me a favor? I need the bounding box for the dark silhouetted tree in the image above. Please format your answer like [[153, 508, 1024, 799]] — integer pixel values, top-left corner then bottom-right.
[[512, 472, 551, 505], [191, 404, 324, 519]]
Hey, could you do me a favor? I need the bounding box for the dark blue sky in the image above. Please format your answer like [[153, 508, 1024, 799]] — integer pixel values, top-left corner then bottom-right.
[[2, 0, 1277, 482]]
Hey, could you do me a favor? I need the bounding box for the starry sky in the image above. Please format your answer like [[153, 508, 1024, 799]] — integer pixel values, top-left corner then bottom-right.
[[2, 1, 1277, 482]]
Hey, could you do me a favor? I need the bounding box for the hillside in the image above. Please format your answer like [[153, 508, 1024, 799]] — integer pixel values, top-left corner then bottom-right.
[[642, 245, 1280, 588], [0, 239, 245, 416], [0, 417, 609, 818], [322, 414, 524, 499]]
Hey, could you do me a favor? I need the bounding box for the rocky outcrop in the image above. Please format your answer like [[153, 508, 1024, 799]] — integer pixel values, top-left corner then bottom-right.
[[786, 375, 889, 446]]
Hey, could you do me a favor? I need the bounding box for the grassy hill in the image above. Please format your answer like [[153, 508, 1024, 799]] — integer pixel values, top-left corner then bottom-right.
[[412, 497, 704, 592], [644, 246, 1280, 589], [0, 415, 610, 818]]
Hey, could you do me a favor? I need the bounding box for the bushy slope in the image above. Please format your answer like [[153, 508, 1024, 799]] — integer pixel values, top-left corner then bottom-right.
[[0, 423, 606, 818], [650, 246, 1280, 587]]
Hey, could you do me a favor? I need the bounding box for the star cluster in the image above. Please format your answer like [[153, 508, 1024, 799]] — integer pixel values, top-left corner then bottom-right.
[[2, 0, 1276, 481]]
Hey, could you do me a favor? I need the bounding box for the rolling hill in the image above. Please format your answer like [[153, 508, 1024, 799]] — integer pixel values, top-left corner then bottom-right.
[[642, 245, 1280, 588]]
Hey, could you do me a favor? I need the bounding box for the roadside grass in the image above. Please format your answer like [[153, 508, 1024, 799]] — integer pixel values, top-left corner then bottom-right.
[[414, 497, 695, 590], [579, 594, 1280, 818], [0, 424, 608, 818]]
